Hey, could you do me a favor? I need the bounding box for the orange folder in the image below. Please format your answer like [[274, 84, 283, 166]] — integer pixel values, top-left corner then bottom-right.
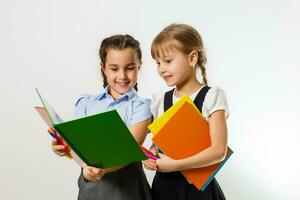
[[151, 99, 233, 191]]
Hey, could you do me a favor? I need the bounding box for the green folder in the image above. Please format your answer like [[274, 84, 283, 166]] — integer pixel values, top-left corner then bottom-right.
[[36, 89, 147, 168]]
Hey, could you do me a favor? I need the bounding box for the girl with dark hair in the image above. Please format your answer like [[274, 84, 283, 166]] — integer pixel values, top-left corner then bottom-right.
[[52, 34, 152, 200]]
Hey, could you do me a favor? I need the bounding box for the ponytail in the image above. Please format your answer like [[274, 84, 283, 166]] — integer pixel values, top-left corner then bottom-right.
[[197, 49, 207, 85]]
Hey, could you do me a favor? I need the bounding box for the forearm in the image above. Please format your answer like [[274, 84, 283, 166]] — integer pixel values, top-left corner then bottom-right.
[[175, 146, 227, 171]]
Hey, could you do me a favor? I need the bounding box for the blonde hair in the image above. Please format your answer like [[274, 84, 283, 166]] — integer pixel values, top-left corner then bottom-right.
[[151, 23, 207, 84]]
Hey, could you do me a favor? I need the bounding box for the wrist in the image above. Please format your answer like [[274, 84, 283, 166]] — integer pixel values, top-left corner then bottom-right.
[[173, 159, 182, 171]]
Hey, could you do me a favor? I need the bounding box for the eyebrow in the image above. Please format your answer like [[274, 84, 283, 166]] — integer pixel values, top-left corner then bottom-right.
[[126, 63, 137, 67], [108, 63, 136, 67], [156, 55, 172, 61], [108, 64, 118, 67]]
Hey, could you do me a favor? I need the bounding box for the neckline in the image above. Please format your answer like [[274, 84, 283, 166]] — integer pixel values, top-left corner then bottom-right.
[[173, 85, 206, 101]]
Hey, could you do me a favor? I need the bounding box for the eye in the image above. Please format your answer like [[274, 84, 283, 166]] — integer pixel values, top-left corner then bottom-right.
[[110, 68, 117, 71], [156, 61, 160, 65], [166, 59, 172, 63], [127, 66, 135, 70]]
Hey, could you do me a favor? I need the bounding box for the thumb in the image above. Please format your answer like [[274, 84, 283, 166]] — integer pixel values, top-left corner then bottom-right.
[[88, 166, 101, 173], [51, 139, 58, 145]]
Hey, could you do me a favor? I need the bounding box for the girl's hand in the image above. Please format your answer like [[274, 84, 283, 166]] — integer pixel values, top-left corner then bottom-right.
[[51, 140, 68, 157], [83, 164, 105, 182], [143, 148, 158, 170], [156, 153, 179, 173], [143, 159, 158, 170]]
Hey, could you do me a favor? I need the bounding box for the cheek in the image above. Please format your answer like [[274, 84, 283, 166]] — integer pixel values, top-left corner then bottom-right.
[[170, 64, 183, 75], [129, 70, 138, 80], [172, 61, 189, 75], [105, 71, 116, 81], [157, 67, 162, 75], [156, 66, 162, 73]]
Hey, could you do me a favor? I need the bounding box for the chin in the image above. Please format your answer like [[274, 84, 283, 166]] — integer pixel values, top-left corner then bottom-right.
[[117, 87, 131, 94], [165, 81, 176, 87]]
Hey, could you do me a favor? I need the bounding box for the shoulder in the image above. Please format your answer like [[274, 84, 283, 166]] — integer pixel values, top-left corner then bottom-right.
[[205, 87, 227, 102], [74, 93, 99, 117], [150, 91, 164, 108], [149, 90, 168, 120], [202, 86, 229, 119], [131, 94, 151, 108], [74, 94, 94, 107], [129, 93, 152, 125]]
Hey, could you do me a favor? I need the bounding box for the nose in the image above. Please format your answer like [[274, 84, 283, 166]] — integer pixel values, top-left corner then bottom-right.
[[158, 65, 166, 75], [119, 69, 128, 80]]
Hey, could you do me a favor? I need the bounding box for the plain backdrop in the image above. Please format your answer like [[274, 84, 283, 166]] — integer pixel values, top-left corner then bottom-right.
[[1, 0, 299, 199]]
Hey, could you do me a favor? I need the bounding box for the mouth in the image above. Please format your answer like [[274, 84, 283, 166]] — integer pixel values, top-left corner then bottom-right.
[[116, 81, 130, 88], [162, 75, 172, 81]]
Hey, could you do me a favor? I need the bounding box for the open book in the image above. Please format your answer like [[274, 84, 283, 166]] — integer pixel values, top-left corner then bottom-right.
[[35, 88, 147, 168]]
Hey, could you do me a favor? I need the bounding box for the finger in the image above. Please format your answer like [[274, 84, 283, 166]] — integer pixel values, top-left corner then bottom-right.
[[147, 159, 156, 164], [84, 168, 94, 179], [58, 152, 67, 157], [86, 167, 102, 179], [85, 170, 100, 182], [149, 163, 158, 170], [87, 166, 100, 174], [58, 150, 68, 155], [87, 166, 97, 172], [84, 173, 94, 182], [143, 161, 157, 170], [51, 140, 58, 145], [64, 145, 71, 152], [52, 147, 66, 154], [144, 165, 152, 170], [145, 165, 157, 170], [52, 145, 66, 150], [143, 161, 151, 169], [144, 164, 154, 170]]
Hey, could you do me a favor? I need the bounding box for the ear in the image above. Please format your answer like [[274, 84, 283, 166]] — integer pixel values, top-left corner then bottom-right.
[[101, 63, 107, 75], [137, 61, 142, 71], [188, 51, 198, 68]]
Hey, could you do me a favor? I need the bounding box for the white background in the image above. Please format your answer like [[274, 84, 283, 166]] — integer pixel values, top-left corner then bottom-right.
[[1, 0, 299, 199]]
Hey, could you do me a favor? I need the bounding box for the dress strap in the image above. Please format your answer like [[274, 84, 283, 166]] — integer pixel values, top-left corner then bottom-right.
[[163, 88, 175, 112], [163, 86, 211, 113]]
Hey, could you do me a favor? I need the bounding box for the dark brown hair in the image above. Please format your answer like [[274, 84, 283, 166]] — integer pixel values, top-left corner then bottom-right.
[[151, 24, 207, 85], [99, 34, 142, 90]]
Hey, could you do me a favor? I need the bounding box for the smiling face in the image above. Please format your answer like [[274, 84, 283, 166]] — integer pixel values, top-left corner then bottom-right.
[[155, 47, 195, 87], [102, 48, 141, 99]]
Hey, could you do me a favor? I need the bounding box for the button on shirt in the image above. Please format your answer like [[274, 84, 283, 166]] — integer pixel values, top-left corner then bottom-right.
[[74, 87, 152, 127]]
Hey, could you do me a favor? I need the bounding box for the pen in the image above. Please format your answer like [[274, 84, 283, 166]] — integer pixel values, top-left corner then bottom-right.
[[47, 128, 72, 158], [47, 128, 64, 145], [140, 145, 159, 159], [140, 145, 153, 154], [145, 153, 158, 160]]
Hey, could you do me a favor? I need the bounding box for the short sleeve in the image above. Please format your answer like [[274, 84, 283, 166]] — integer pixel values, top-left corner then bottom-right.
[[202, 87, 229, 119], [74, 94, 91, 118], [149, 92, 164, 120], [130, 98, 152, 125]]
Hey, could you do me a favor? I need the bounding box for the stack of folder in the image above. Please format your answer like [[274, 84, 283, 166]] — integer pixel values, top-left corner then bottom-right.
[[34, 89, 148, 169], [148, 96, 233, 191]]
